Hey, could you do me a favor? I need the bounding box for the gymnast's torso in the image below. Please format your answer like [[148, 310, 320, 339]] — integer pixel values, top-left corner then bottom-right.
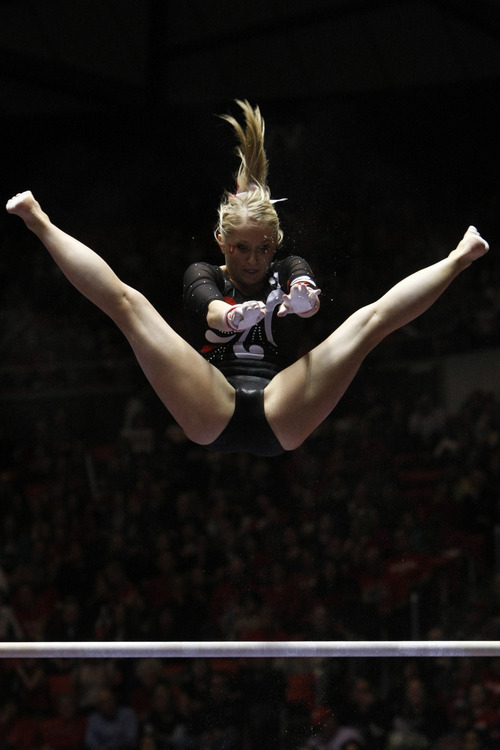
[[183, 255, 317, 381]]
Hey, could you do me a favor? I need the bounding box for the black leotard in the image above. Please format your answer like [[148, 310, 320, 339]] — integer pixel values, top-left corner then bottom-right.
[[208, 375, 285, 457], [183, 256, 318, 456], [183, 256, 317, 380]]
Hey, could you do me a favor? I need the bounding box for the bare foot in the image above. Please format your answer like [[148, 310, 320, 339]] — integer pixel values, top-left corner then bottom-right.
[[6, 191, 49, 231], [449, 226, 489, 267]]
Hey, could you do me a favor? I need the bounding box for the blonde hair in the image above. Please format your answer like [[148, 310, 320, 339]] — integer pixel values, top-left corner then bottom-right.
[[215, 100, 283, 247]]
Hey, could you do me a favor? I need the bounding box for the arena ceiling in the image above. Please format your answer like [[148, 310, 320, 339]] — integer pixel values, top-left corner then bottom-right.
[[1, 0, 500, 117]]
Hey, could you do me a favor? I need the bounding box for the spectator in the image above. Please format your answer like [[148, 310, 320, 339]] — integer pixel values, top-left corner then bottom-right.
[[73, 660, 123, 715], [239, 658, 286, 750], [140, 682, 190, 750], [408, 394, 446, 450], [298, 704, 364, 750], [11, 581, 54, 640], [387, 676, 447, 749], [0, 588, 23, 641], [84, 688, 138, 750], [463, 727, 492, 750], [14, 657, 52, 718], [187, 672, 243, 750], [344, 676, 390, 749], [430, 704, 471, 750], [37, 691, 87, 750], [130, 659, 164, 722], [0, 697, 38, 750], [465, 683, 499, 746], [45, 595, 91, 642]]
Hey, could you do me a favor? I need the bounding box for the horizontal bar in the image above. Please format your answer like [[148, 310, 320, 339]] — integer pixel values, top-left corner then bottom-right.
[[0, 641, 499, 659]]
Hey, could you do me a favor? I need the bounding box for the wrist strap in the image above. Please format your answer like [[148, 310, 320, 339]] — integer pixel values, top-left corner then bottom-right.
[[289, 276, 315, 291], [224, 305, 239, 331]]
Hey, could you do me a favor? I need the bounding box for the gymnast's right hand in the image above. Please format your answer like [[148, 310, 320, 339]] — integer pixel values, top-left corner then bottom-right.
[[225, 300, 267, 331]]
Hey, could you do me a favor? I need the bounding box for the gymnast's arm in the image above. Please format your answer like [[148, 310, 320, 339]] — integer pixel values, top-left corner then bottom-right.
[[183, 262, 266, 332], [183, 262, 228, 327]]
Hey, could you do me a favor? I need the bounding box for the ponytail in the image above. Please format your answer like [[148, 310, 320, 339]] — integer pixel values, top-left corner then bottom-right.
[[215, 100, 283, 247], [220, 99, 268, 193]]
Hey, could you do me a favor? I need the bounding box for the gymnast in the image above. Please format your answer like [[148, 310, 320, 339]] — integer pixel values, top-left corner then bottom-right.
[[6, 100, 490, 457]]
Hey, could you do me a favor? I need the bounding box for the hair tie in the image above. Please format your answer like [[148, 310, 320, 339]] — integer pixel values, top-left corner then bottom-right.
[[235, 182, 258, 196]]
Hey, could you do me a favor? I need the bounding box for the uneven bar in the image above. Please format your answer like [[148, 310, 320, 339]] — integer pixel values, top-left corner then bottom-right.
[[0, 641, 499, 659]]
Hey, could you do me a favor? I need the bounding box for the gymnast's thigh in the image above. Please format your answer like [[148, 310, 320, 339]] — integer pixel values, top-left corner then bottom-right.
[[119, 292, 236, 443]]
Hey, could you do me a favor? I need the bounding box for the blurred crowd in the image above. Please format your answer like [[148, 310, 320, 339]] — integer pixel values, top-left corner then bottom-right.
[[1, 338, 500, 748]]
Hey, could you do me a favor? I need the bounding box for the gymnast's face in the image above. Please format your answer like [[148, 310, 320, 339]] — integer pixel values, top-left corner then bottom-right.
[[218, 221, 277, 296]]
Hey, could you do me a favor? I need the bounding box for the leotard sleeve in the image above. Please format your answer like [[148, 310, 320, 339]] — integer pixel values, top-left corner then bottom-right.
[[183, 262, 227, 318], [275, 255, 318, 292]]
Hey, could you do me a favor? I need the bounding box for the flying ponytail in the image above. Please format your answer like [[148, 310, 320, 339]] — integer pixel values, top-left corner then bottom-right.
[[215, 100, 283, 247]]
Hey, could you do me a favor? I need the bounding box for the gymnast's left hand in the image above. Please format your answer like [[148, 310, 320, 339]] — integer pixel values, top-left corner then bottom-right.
[[277, 282, 321, 317]]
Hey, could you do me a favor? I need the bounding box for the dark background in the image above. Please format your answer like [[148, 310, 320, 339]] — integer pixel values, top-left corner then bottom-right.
[[1, 0, 499, 236]]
